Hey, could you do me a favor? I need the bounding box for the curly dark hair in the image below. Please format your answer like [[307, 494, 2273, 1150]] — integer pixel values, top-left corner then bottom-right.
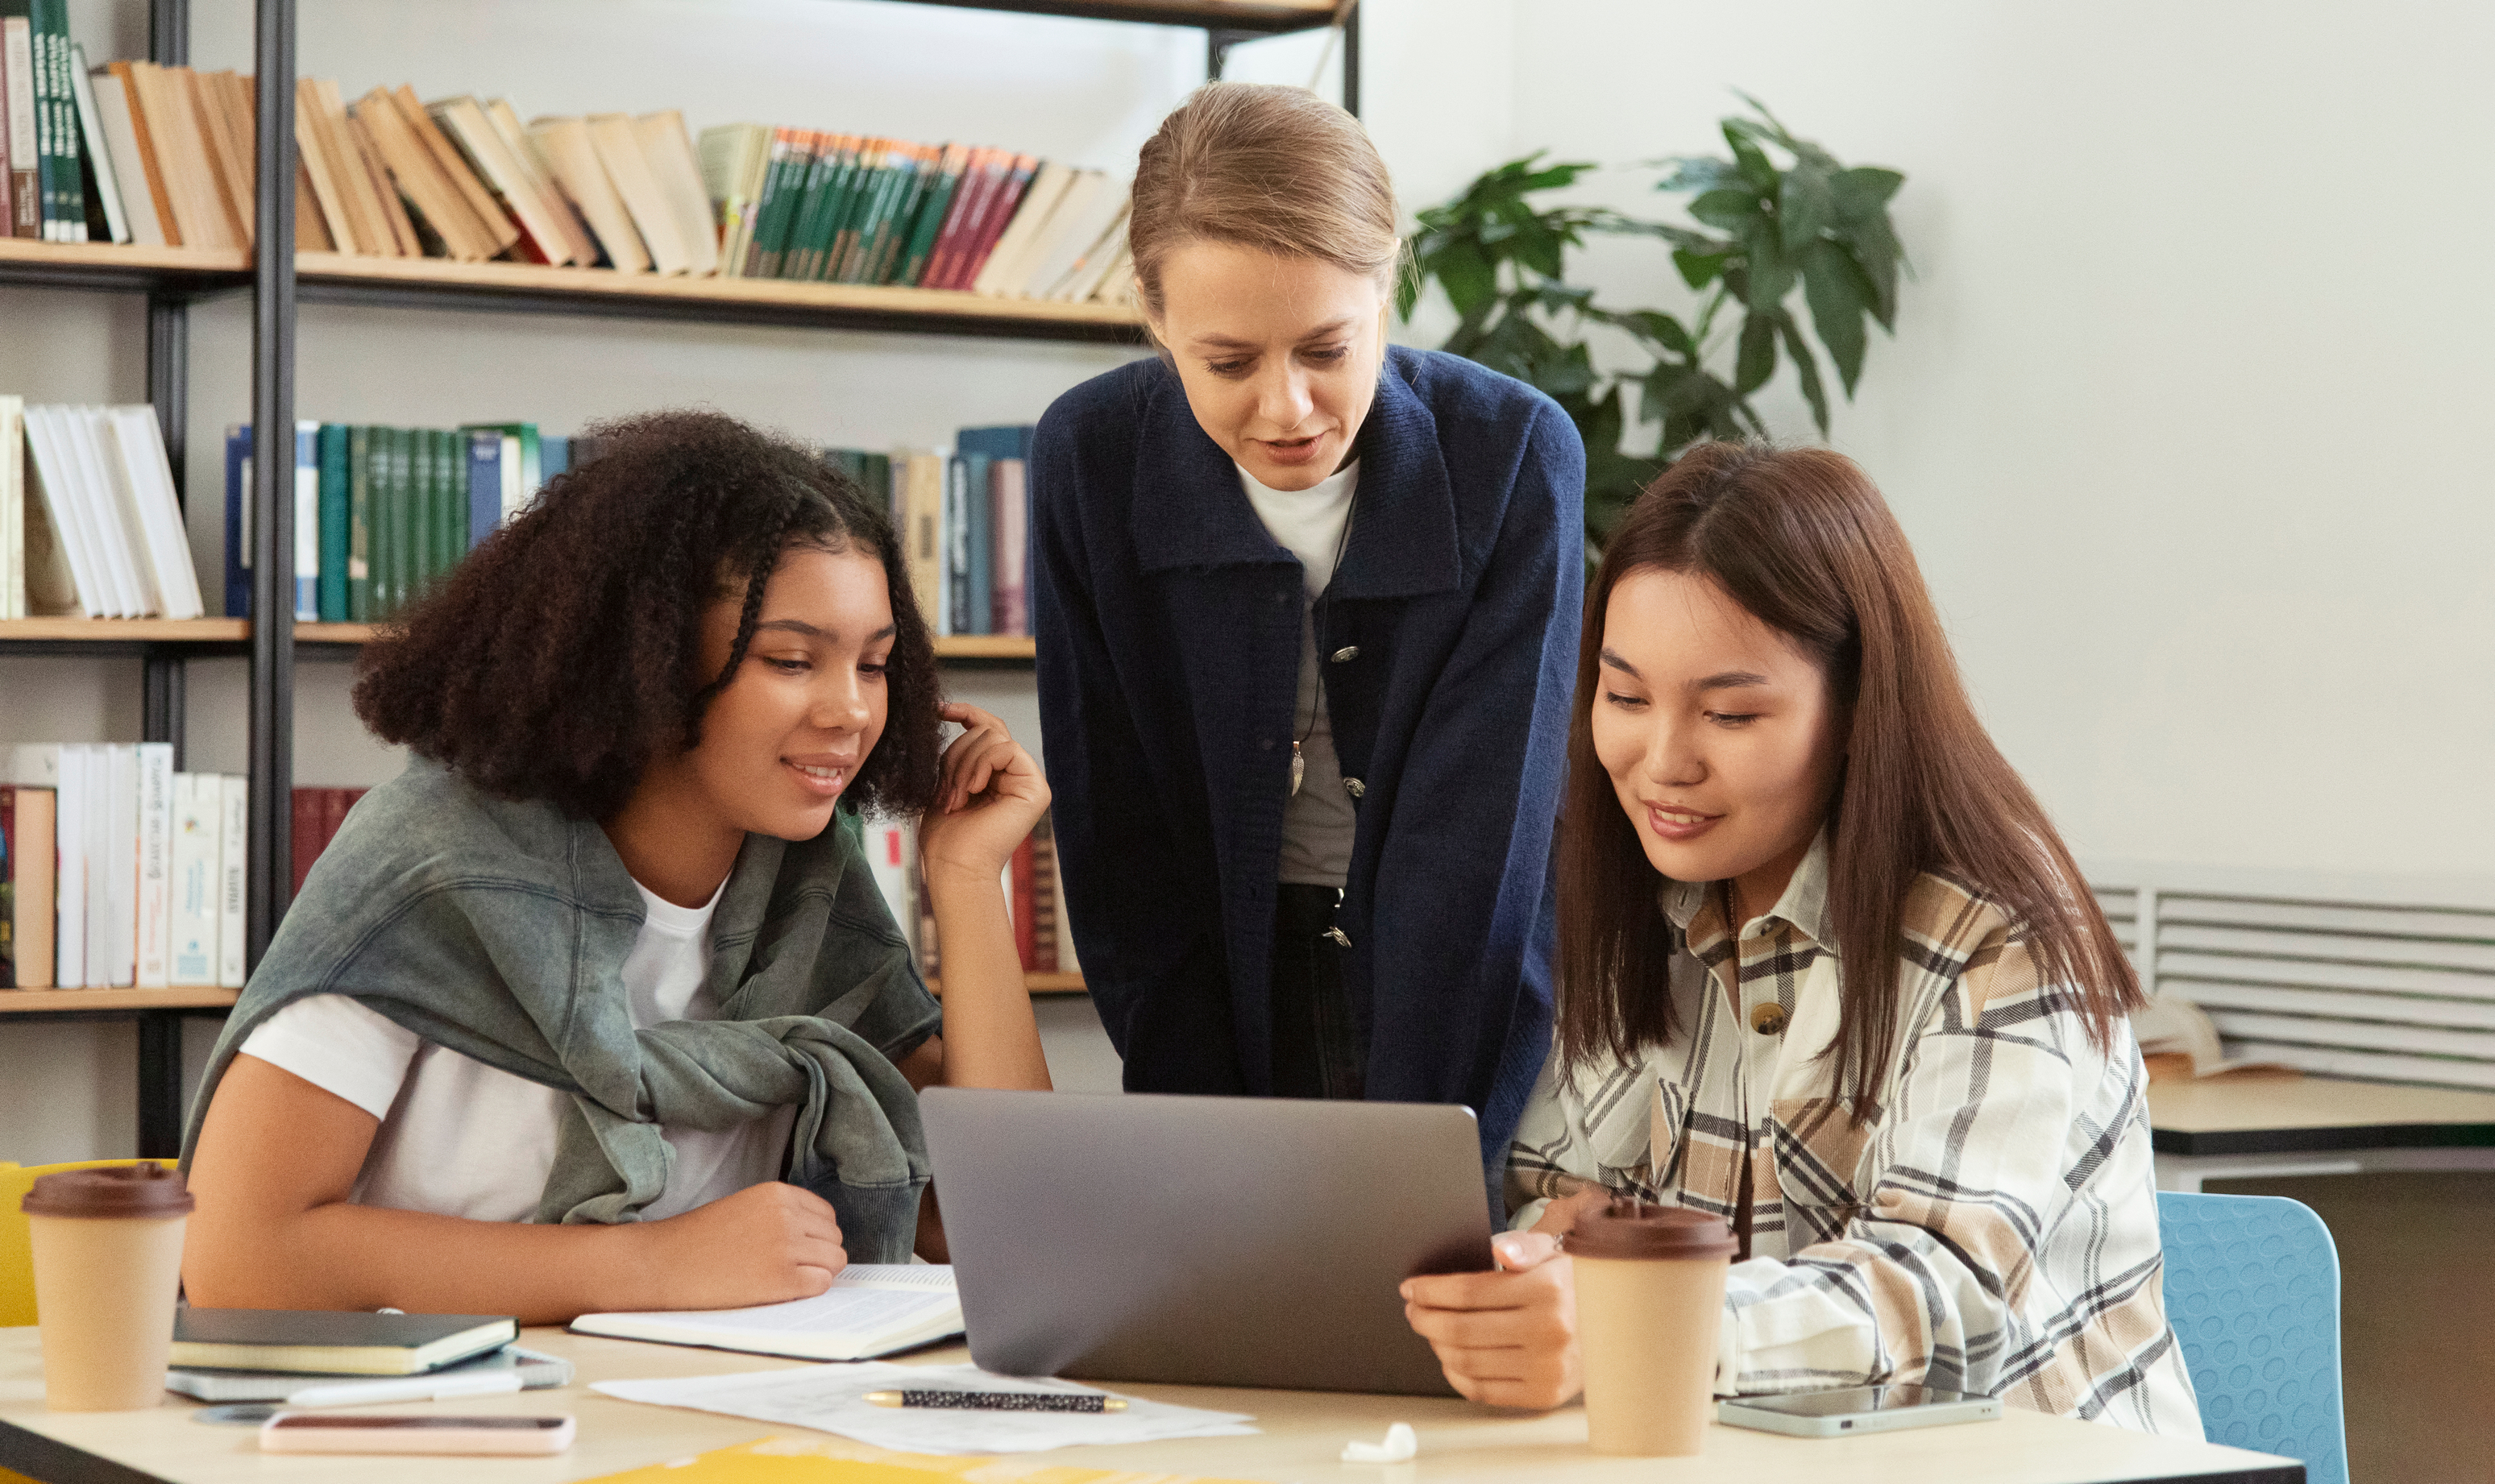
[[353, 408, 944, 823]]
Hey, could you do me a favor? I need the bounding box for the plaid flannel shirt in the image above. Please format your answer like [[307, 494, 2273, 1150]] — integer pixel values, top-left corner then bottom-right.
[[1508, 837, 2202, 1437]]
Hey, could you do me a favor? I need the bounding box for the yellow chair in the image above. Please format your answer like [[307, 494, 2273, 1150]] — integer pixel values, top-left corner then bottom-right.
[[0, 1159, 176, 1329]]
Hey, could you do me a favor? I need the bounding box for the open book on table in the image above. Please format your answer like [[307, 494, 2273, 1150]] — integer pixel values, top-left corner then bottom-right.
[[571, 1265, 961, 1362]]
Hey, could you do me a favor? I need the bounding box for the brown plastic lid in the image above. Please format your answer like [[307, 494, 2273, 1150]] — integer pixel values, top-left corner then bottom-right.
[[20, 1164, 194, 1219], [1563, 1197, 1737, 1261]]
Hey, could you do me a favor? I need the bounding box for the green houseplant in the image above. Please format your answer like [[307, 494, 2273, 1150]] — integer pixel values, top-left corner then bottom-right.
[[1399, 100, 1907, 545]]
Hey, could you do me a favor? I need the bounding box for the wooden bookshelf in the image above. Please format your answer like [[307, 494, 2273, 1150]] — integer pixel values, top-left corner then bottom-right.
[[294, 253, 1147, 343], [933, 634, 1037, 661], [0, 987, 239, 1014]]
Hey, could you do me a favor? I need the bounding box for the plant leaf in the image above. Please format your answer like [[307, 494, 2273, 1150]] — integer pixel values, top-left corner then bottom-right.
[[1672, 246, 1729, 291], [1779, 164, 1834, 253], [1833, 211, 1901, 327], [1688, 188, 1764, 233], [1653, 155, 1742, 194], [1829, 167, 1904, 223], [1742, 226, 1795, 312], [1733, 312, 1777, 394], [1799, 239, 1872, 394], [1774, 311, 1830, 435], [1606, 308, 1696, 357], [1434, 238, 1497, 319], [1724, 122, 1778, 193]]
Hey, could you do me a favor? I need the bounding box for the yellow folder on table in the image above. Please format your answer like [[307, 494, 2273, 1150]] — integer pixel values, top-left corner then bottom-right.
[[586, 1434, 1260, 1483]]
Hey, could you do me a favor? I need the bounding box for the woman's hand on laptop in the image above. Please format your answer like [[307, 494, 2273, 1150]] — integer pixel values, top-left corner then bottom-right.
[[629, 1182, 849, 1310], [1399, 1232, 1582, 1410]]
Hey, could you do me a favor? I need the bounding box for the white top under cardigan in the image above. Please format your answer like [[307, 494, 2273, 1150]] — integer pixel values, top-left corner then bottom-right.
[[1236, 458, 1360, 889], [239, 877, 796, 1222]]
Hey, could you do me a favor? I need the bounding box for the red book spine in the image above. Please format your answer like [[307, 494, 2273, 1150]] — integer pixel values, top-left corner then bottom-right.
[[920, 144, 998, 290], [942, 152, 1032, 291], [289, 788, 322, 898], [1011, 833, 1036, 972], [2, 785, 15, 988]]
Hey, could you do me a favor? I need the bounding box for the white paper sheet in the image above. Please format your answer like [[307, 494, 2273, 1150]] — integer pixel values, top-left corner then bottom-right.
[[594, 1362, 1257, 1455]]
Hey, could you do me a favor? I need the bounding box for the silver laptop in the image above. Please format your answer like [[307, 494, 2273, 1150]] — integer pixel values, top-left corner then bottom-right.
[[920, 1089, 1492, 1395]]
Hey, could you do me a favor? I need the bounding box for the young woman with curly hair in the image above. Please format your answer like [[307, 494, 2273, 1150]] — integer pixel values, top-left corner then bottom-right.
[[1401, 445, 2200, 1436], [180, 409, 1050, 1322]]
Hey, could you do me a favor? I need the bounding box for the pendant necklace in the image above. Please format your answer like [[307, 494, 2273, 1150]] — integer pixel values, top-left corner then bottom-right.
[[1290, 479, 1359, 798]]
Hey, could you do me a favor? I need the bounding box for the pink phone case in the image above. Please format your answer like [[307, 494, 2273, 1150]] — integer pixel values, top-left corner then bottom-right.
[[259, 1414, 576, 1455]]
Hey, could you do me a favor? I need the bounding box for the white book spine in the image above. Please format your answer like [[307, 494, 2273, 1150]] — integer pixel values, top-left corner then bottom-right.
[[100, 744, 139, 987], [295, 421, 320, 620], [170, 773, 218, 987], [2, 395, 23, 620], [55, 745, 88, 989], [135, 742, 174, 986], [217, 774, 248, 988]]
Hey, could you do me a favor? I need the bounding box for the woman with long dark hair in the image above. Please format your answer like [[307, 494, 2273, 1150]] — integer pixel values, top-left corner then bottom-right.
[[1401, 443, 2201, 1436]]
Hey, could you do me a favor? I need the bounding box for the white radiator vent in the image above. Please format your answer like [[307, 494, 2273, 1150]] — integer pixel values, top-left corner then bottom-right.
[[2088, 863, 2495, 1092]]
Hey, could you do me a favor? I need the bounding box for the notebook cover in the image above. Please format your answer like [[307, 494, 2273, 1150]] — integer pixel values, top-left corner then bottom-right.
[[172, 1310, 516, 1377]]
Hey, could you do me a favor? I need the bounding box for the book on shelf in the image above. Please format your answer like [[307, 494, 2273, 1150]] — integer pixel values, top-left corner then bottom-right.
[[4, 399, 202, 620], [3, 744, 245, 990], [289, 786, 367, 899]]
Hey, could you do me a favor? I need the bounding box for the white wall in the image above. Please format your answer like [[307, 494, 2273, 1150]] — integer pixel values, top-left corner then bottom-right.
[[1502, 0, 2495, 882]]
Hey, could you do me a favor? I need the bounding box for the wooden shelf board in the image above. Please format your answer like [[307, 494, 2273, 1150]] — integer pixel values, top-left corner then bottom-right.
[[0, 239, 249, 292], [889, 0, 1340, 32], [0, 987, 239, 1014], [295, 622, 380, 645], [928, 972, 1086, 996], [0, 618, 247, 644], [932, 634, 1036, 660], [294, 253, 1147, 339]]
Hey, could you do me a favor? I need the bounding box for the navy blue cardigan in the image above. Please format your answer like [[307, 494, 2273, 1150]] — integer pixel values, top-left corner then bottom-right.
[[1031, 346, 1584, 1170]]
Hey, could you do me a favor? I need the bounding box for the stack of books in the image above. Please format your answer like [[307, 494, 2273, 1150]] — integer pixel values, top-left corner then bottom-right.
[[2, 744, 247, 992], [2, 398, 203, 621], [221, 421, 571, 623], [0, 21, 1138, 309]]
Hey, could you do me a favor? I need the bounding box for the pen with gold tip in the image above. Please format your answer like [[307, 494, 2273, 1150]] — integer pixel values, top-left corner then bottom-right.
[[862, 1388, 1127, 1412]]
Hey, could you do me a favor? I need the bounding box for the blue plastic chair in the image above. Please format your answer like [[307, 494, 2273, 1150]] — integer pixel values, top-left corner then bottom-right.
[[2157, 1191, 2348, 1484]]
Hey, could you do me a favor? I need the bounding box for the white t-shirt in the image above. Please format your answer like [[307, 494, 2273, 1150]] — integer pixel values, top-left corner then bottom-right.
[[238, 878, 799, 1223], [1237, 459, 1360, 888]]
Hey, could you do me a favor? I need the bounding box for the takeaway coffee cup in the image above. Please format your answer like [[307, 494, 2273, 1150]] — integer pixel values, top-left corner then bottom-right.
[[23, 1164, 194, 1411], [1563, 1198, 1738, 1456]]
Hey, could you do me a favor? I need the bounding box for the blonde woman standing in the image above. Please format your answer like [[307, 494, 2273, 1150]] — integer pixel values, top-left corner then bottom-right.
[[1032, 84, 1585, 1178]]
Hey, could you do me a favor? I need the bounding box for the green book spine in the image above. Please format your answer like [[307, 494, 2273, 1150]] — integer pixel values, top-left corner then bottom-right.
[[414, 429, 438, 596], [368, 428, 393, 620], [851, 147, 922, 284], [346, 425, 372, 622], [828, 143, 894, 283], [788, 136, 852, 282], [316, 425, 348, 622], [775, 136, 832, 281], [805, 138, 869, 282], [434, 429, 459, 587], [892, 147, 965, 287], [748, 128, 807, 278], [387, 428, 413, 618]]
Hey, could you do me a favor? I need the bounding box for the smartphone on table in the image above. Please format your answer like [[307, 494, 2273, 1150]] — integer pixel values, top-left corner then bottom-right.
[[1717, 1383, 2002, 1437]]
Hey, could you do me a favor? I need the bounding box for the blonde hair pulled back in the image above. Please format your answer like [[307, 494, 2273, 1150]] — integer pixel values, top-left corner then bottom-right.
[[1127, 81, 1401, 323]]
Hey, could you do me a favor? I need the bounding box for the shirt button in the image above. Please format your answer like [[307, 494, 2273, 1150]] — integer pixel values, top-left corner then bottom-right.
[[1750, 1002, 1789, 1036], [1343, 777, 1365, 798], [1331, 645, 1360, 662]]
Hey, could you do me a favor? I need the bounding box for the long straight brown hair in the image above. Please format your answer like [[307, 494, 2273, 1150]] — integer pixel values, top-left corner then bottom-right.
[[1555, 442, 2140, 1112]]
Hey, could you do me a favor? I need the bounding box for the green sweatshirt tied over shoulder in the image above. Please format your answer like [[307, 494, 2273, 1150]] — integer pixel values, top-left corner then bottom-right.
[[182, 757, 940, 1263]]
